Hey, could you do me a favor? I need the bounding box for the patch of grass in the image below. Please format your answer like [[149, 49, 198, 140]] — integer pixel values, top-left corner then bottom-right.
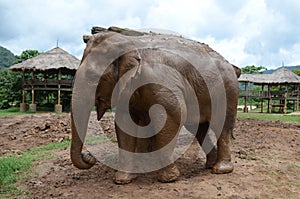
[[37, 140, 70, 151], [0, 140, 70, 197], [237, 112, 300, 123], [0, 107, 30, 117], [0, 154, 33, 187], [0, 185, 31, 197], [287, 163, 300, 169], [0, 136, 112, 197], [85, 136, 117, 144]]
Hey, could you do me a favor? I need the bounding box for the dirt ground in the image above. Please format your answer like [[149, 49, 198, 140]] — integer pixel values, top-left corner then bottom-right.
[[0, 112, 300, 199]]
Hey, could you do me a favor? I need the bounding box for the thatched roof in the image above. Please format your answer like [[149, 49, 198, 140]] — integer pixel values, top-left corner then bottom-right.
[[239, 68, 300, 85], [10, 47, 80, 73]]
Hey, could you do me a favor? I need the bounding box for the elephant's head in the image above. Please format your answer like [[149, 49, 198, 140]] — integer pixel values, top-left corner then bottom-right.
[[70, 32, 142, 169]]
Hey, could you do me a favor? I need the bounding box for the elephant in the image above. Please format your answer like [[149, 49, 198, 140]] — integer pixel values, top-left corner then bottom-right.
[[71, 30, 241, 184]]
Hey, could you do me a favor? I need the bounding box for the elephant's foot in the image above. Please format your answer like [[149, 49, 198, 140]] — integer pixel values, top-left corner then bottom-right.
[[212, 160, 233, 174], [205, 157, 217, 169], [205, 149, 218, 169], [157, 163, 180, 183], [113, 171, 137, 184]]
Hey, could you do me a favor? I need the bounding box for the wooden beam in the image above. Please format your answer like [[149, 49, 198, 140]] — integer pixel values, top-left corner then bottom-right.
[[24, 88, 72, 91]]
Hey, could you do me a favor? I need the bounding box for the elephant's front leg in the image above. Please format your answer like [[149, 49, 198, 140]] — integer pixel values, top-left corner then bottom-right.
[[113, 113, 138, 184], [212, 128, 234, 174]]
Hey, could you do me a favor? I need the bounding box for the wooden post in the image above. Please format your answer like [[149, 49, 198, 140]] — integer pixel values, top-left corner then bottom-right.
[[244, 82, 248, 112], [58, 69, 61, 105], [267, 85, 270, 113], [293, 84, 296, 112], [31, 89, 35, 104], [261, 84, 264, 113], [268, 85, 272, 113], [20, 69, 27, 112], [283, 84, 288, 114], [296, 84, 300, 111], [55, 69, 62, 113], [29, 70, 36, 112], [57, 88, 61, 104]]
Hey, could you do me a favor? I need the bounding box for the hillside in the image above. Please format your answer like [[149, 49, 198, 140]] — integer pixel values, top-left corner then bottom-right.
[[0, 46, 17, 70]]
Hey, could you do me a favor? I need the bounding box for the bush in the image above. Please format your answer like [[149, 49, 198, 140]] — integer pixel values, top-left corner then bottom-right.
[[0, 70, 22, 109]]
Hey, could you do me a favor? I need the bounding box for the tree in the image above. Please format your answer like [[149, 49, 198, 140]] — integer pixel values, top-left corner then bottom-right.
[[241, 65, 267, 74], [14, 50, 41, 64], [0, 70, 22, 108], [293, 69, 300, 77], [0, 49, 42, 109]]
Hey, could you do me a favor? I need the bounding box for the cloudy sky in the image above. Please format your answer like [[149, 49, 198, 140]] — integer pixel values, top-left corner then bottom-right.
[[0, 0, 299, 69]]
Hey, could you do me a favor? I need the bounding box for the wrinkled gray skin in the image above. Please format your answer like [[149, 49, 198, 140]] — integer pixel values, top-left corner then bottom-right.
[[71, 31, 241, 184]]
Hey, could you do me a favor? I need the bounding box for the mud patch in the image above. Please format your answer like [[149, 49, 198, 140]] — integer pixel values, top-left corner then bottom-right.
[[0, 113, 299, 198]]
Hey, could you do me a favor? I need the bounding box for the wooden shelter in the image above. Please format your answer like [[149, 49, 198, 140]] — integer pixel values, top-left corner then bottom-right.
[[239, 68, 300, 113], [10, 47, 80, 113]]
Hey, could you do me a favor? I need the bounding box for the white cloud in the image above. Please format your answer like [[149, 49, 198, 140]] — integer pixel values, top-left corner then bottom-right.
[[0, 0, 299, 69]]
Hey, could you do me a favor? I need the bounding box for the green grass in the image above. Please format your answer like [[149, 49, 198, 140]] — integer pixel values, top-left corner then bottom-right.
[[0, 107, 30, 117], [0, 137, 112, 197], [0, 140, 70, 197], [237, 112, 300, 123], [85, 135, 117, 144]]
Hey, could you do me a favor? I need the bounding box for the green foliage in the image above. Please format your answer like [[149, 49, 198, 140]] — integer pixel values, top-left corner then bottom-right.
[[293, 69, 300, 76], [0, 46, 17, 70], [14, 50, 41, 64], [0, 49, 42, 109], [0, 70, 23, 109], [242, 65, 267, 74]]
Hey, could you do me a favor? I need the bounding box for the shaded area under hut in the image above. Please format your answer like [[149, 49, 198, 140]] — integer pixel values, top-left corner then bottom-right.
[[9, 47, 80, 113], [239, 68, 300, 113]]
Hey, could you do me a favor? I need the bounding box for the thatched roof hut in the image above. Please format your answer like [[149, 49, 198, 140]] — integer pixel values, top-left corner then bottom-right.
[[9, 47, 80, 113], [10, 47, 80, 75], [239, 68, 300, 85], [238, 67, 300, 113]]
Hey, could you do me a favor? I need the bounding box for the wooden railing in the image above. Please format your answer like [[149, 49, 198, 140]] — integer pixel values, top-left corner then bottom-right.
[[239, 90, 300, 100], [22, 79, 74, 91]]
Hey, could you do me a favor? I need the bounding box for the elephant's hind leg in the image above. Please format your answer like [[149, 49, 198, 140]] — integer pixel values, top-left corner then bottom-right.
[[195, 122, 218, 169], [153, 116, 181, 183], [185, 123, 218, 169], [212, 128, 234, 174]]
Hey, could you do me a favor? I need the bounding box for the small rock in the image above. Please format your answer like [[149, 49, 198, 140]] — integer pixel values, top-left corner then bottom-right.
[[9, 135, 17, 140]]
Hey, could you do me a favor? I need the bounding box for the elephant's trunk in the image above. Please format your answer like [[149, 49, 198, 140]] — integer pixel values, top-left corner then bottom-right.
[[70, 112, 96, 169], [70, 60, 101, 169]]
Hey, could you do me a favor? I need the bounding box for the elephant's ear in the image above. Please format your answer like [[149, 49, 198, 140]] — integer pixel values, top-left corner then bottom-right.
[[117, 50, 142, 100], [232, 64, 241, 78]]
